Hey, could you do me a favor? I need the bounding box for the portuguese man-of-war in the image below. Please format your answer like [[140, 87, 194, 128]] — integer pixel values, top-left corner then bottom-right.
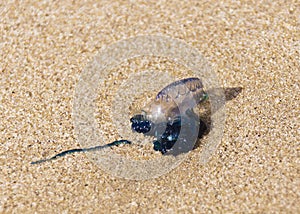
[[31, 77, 209, 164]]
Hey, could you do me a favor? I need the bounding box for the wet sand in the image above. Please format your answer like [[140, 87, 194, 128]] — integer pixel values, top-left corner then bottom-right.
[[1, 1, 299, 213]]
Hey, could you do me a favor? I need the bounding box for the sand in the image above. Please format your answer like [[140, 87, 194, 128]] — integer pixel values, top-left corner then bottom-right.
[[1, 0, 299, 213]]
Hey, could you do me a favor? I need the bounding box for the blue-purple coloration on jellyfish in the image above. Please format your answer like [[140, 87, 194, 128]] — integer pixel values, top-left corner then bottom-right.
[[130, 77, 208, 154]]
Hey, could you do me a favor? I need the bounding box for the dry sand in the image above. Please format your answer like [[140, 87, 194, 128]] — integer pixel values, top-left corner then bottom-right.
[[1, 0, 299, 213]]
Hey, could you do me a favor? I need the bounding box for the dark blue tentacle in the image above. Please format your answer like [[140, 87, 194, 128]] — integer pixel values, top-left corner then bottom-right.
[[31, 140, 131, 164]]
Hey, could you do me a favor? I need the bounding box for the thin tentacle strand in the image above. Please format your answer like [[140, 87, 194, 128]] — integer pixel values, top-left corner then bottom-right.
[[31, 140, 131, 164]]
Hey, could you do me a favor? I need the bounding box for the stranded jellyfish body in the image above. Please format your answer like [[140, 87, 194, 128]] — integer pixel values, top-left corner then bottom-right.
[[130, 77, 208, 154]]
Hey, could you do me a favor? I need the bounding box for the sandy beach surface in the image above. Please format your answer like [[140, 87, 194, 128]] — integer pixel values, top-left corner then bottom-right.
[[1, 0, 299, 213]]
